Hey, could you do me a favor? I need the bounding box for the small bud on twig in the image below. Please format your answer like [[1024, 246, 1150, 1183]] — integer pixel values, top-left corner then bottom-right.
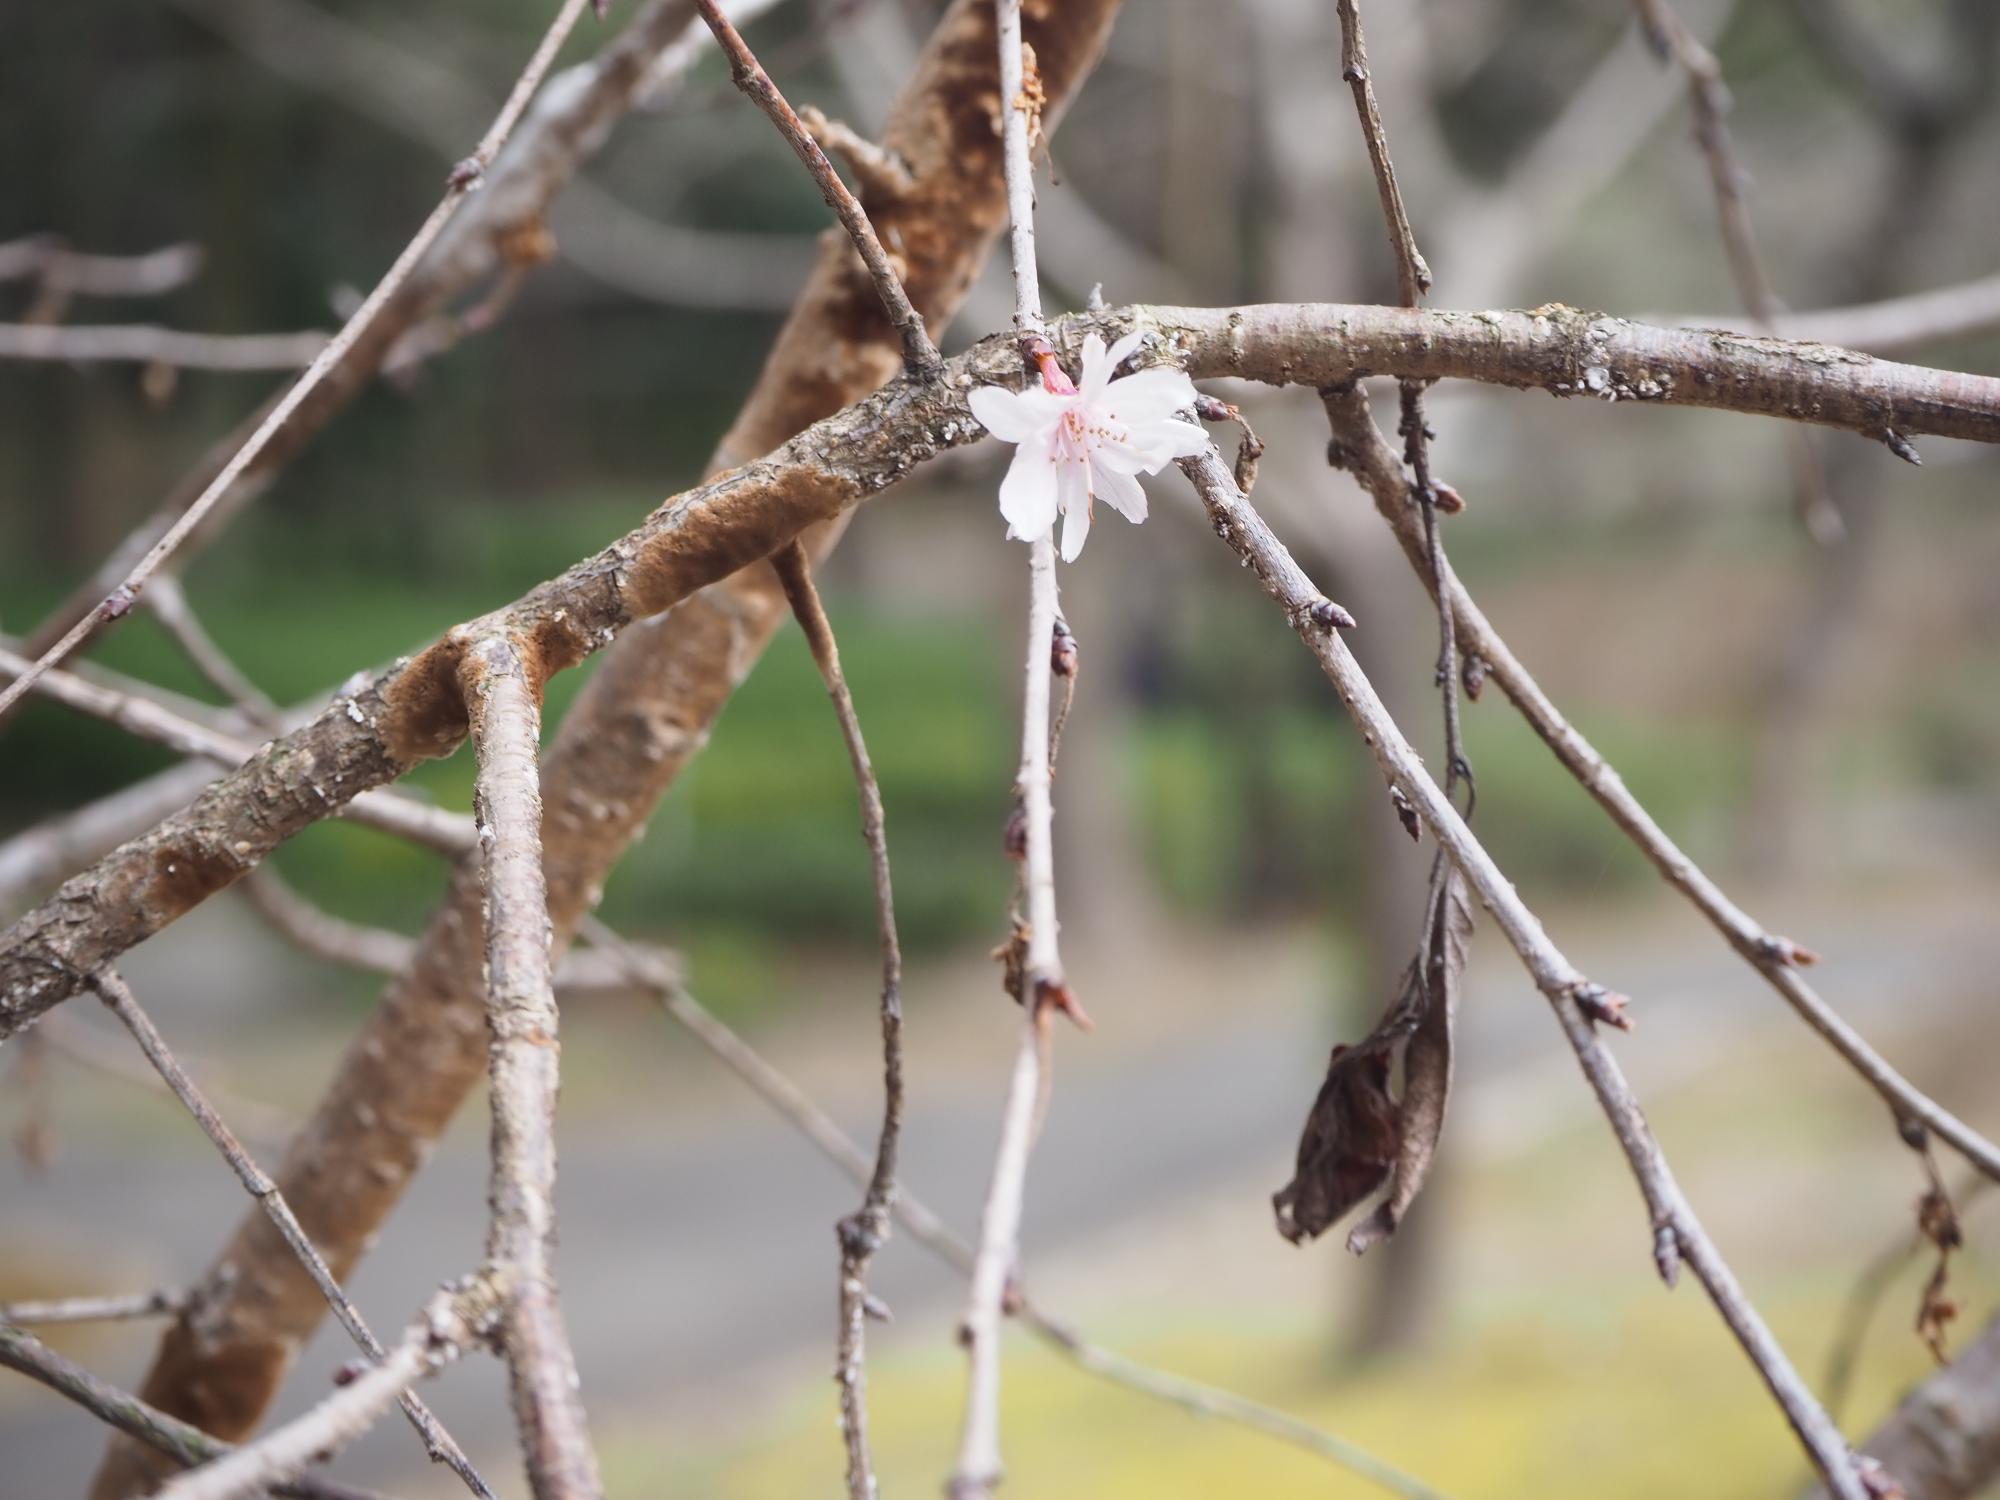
[[1882, 428, 1921, 466], [1572, 981, 1634, 1031], [99, 584, 140, 621], [447, 157, 484, 191], [1309, 597, 1357, 631], [1050, 620, 1078, 678], [1462, 654, 1486, 701], [1389, 785, 1420, 842]]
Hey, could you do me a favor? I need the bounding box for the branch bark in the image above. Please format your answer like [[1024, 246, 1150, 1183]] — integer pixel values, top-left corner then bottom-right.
[[460, 637, 602, 1500], [1804, 1314, 2000, 1500], [15, 299, 1999, 1038], [80, 8, 1123, 1483]]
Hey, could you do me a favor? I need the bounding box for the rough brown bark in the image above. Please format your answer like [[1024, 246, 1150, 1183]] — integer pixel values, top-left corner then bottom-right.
[[85, 3, 1122, 1491]]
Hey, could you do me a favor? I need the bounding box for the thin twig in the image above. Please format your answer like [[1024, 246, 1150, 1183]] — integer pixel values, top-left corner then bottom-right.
[[0, 322, 329, 371], [87, 970, 496, 1500], [1333, 0, 1469, 807], [1175, 444, 1870, 1500], [0, 0, 596, 728], [770, 542, 906, 1500], [1630, 0, 1842, 541], [153, 1288, 482, 1500], [143, 576, 283, 729], [1676, 269, 2000, 353], [693, 0, 940, 376], [36, 1011, 294, 1147], [951, 9, 1067, 1495], [576, 919, 1449, 1500], [0, 1289, 187, 1325], [0, 1322, 387, 1500], [1319, 382, 2000, 1185], [461, 637, 604, 1500]]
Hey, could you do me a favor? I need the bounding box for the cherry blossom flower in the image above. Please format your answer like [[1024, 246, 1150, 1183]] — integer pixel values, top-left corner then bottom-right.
[[967, 330, 1207, 561]]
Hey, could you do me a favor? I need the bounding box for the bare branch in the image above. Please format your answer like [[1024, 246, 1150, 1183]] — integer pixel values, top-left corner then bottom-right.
[[1334, 0, 1431, 306], [693, 0, 940, 376], [1320, 382, 2000, 1185], [153, 1288, 483, 1500], [9, 301, 2000, 1035], [0, 1322, 386, 1500], [142, 577, 283, 729], [0, 323, 328, 372], [770, 544, 906, 1500], [1176, 444, 1870, 1500], [0, 1290, 186, 1326], [87, 970, 494, 1500], [0, 238, 205, 299], [461, 637, 603, 1500], [951, 7, 1071, 1493], [0, 0, 599, 725], [1629, 0, 1841, 540]]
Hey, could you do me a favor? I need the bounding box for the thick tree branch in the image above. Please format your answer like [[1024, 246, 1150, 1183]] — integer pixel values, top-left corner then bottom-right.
[[8, 301, 2000, 1036], [83, 8, 1124, 1474], [1176, 444, 1870, 1500], [1319, 382, 2000, 1185], [461, 638, 602, 1500]]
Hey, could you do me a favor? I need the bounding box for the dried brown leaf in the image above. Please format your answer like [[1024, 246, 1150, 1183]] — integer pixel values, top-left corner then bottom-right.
[[1349, 868, 1472, 1254]]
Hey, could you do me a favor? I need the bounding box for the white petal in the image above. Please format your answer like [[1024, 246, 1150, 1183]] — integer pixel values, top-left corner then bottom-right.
[[1078, 333, 1112, 399], [1128, 419, 1209, 472], [1104, 366, 1198, 421], [1059, 498, 1091, 561], [1096, 464, 1148, 524], [1056, 450, 1092, 525], [969, 384, 1051, 444], [997, 447, 1059, 541]]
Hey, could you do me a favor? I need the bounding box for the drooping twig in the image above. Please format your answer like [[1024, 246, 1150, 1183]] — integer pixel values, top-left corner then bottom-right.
[[9, 299, 2000, 1035], [950, 8, 1070, 1494], [769, 543, 906, 1500], [1630, 0, 1842, 541], [153, 1288, 484, 1500], [576, 919, 1449, 1500], [1333, 0, 1469, 806], [0, 1289, 187, 1326], [460, 637, 604, 1500], [0, 0, 597, 727], [1319, 382, 2000, 1185], [0, 322, 329, 372], [0, 1322, 385, 1500], [1175, 444, 1871, 1500], [86, 970, 495, 1500], [693, 0, 940, 377], [142, 576, 282, 729]]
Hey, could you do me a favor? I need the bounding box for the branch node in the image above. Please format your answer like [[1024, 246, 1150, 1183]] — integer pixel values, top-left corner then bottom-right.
[[1882, 427, 1922, 465], [1572, 981, 1635, 1032]]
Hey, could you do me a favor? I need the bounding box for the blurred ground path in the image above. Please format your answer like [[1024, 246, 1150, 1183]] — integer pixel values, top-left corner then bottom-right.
[[2, 875, 1996, 1496]]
